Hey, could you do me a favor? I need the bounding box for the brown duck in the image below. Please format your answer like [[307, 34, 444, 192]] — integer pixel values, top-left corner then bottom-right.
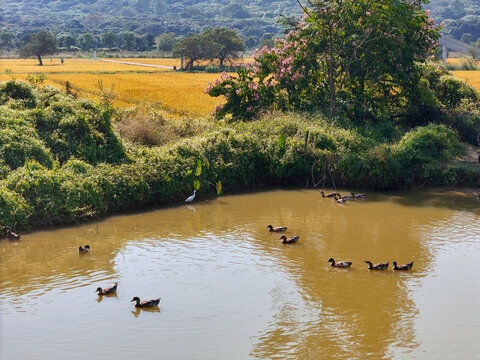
[[392, 261, 413, 270], [131, 297, 161, 308], [280, 235, 299, 244], [78, 245, 90, 253], [365, 261, 389, 270], [328, 258, 352, 268], [267, 225, 287, 232], [351, 192, 366, 199], [3, 226, 20, 240], [95, 283, 118, 295], [320, 191, 338, 198]]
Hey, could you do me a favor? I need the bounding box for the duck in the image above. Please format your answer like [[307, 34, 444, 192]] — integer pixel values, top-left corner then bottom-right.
[[340, 193, 354, 200], [78, 245, 90, 253], [185, 190, 197, 203], [392, 261, 413, 270], [95, 283, 118, 295], [2, 226, 20, 240], [267, 225, 288, 232], [327, 258, 352, 268], [364, 260, 389, 270], [351, 192, 366, 199], [279, 235, 299, 244], [333, 195, 347, 204], [320, 191, 338, 198], [131, 297, 161, 308]]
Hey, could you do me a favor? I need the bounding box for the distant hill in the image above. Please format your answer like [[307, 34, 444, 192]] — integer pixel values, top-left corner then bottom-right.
[[1, 0, 478, 49], [427, 0, 480, 43], [1, 0, 301, 46]]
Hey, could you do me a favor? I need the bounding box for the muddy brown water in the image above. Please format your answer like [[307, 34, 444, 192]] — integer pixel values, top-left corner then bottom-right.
[[1, 189, 480, 359]]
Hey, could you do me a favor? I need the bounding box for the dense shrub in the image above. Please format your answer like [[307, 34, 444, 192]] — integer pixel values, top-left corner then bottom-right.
[[436, 75, 478, 108], [0, 81, 126, 168], [0, 81, 36, 108]]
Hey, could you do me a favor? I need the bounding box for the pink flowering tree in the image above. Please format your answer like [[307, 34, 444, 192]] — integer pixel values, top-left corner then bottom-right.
[[207, 0, 441, 120]]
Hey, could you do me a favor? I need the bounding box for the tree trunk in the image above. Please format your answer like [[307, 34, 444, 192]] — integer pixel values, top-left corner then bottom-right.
[[328, 64, 336, 118], [37, 55, 43, 66]]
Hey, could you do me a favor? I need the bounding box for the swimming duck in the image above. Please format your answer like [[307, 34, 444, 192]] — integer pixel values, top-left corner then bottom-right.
[[2, 226, 20, 240], [78, 245, 90, 253], [327, 258, 352, 268], [267, 225, 288, 232], [351, 192, 366, 199], [279, 235, 299, 244], [392, 261, 413, 270], [340, 193, 354, 200], [364, 261, 389, 270], [95, 283, 118, 295], [131, 297, 161, 308], [334, 195, 347, 204], [320, 191, 338, 198]]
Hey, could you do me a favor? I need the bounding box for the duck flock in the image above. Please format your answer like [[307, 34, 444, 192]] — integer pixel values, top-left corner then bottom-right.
[[268, 191, 414, 272]]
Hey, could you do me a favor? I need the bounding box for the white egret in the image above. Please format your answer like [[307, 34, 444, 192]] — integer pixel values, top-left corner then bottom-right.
[[185, 190, 197, 202]]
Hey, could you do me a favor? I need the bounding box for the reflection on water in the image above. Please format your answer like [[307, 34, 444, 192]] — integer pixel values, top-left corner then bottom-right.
[[1, 189, 479, 360]]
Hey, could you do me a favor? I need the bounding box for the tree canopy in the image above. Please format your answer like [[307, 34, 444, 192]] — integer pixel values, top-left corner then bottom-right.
[[18, 30, 58, 65], [174, 28, 244, 69], [208, 0, 441, 120]]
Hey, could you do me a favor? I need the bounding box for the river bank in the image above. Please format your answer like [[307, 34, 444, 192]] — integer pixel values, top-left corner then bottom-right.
[[1, 80, 480, 234]]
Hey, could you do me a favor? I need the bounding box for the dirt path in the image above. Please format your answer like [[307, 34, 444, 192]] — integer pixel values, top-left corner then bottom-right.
[[99, 59, 175, 70]]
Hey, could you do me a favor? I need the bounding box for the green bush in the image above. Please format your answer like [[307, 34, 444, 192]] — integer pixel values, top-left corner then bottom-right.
[[436, 75, 478, 108], [0, 81, 126, 167], [0, 81, 36, 108]]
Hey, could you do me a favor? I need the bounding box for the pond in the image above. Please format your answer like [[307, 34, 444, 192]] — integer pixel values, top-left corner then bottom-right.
[[1, 189, 480, 359]]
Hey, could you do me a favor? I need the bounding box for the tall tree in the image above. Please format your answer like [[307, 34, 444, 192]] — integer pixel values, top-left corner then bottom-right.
[[206, 27, 244, 66], [18, 30, 58, 65], [121, 32, 135, 50], [173, 34, 218, 69], [101, 32, 118, 48], [207, 0, 440, 120], [0, 31, 14, 50], [156, 33, 176, 55], [79, 33, 97, 51]]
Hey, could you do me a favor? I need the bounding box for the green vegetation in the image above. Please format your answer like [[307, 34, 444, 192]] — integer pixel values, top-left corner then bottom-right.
[[18, 30, 58, 65], [1, 0, 478, 55], [173, 28, 244, 69], [1, 79, 479, 231], [1, 0, 298, 53]]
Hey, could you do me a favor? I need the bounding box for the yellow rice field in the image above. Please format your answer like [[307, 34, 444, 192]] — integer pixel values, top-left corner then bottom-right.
[[0, 58, 174, 74], [451, 71, 480, 91], [0, 58, 227, 116]]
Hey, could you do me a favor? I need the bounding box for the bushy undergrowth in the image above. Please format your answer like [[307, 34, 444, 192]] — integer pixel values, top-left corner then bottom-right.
[[115, 106, 212, 146], [0, 81, 125, 173], [0, 81, 473, 230]]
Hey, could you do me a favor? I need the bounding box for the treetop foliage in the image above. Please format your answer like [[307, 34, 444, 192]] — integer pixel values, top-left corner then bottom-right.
[[208, 0, 442, 120]]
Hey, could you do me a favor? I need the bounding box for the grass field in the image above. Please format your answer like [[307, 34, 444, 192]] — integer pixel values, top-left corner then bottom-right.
[[0, 58, 225, 116], [2, 58, 480, 117]]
